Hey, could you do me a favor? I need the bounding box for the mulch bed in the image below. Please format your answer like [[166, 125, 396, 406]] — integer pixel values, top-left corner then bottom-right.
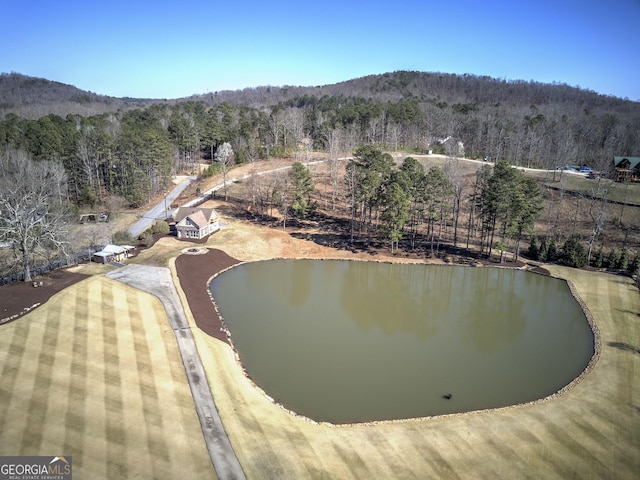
[[0, 268, 89, 325], [528, 265, 551, 276], [1, 248, 240, 344], [175, 248, 240, 343]]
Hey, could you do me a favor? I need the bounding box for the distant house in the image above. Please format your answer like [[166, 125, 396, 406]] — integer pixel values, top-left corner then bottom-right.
[[92, 244, 135, 264], [613, 156, 640, 182], [174, 207, 220, 240]]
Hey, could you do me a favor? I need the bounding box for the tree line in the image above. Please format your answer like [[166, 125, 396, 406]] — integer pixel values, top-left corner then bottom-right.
[[1, 71, 639, 282], [341, 147, 544, 258], [0, 102, 264, 207], [1, 90, 637, 210], [247, 150, 639, 275]]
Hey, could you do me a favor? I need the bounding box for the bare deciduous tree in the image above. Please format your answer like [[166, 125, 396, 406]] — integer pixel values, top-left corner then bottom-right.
[[0, 148, 71, 282], [214, 142, 234, 201]]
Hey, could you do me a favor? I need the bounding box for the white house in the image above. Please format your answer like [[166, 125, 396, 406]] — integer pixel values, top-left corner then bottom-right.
[[174, 207, 220, 240]]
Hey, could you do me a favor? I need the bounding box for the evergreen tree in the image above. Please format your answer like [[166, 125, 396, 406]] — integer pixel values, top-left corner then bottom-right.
[[562, 235, 587, 268], [618, 248, 630, 271], [479, 161, 542, 261], [289, 161, 315, 219], [538, 238, 548, 262], [380, 179, 409, 253], [527, 235, 540, 260], [594, 247, 604, 268], [547, 238, 558, 262], [607, 248, 620, 269]]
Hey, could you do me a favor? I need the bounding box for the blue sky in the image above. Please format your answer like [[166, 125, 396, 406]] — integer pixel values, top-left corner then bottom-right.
[[3, 0, 639, 100]]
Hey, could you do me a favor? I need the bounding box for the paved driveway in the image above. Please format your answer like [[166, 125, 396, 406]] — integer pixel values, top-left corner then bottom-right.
[[107, 264, 246, 480], [128, 176, 196, 238]]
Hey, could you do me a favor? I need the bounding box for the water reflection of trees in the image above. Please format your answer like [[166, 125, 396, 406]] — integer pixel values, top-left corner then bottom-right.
[[242, 260, 314, 308], [287, 260, 312, 307], [458, 268, 527, 353], [241, 261, 533, 353], [339, 264, 529, 349], [340, 262, 444, 338]]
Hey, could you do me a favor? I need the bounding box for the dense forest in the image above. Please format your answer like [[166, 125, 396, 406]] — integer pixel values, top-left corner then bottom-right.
[[1, 71, 639, 207], [1, 71, 639, 280]]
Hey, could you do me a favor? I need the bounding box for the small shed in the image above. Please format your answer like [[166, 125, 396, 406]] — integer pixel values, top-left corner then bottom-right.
[[92, 244, 136, 264]]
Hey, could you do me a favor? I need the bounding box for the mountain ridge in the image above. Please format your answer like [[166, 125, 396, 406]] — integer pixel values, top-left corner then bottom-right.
[[1, 71, 637, 120]]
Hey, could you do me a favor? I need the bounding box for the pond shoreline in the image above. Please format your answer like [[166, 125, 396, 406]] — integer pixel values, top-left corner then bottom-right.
[[176, 248, 599, 427]]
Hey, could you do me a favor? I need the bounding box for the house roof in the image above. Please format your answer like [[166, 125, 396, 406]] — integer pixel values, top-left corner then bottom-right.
[[613, 156, 640, 169], [177, 210, 208, 229], [96, 244, 135, 256], [174, 207, 217, 225], [102, 244, 126, 254]]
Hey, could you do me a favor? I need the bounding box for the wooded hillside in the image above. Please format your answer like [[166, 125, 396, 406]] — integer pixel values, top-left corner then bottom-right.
[[0, 70, 639, 277], [1, 70, 638, 201], [0, 73, 158, 118]]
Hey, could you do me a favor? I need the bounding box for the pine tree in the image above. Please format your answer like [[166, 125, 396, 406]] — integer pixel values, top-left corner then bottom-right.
[[607, 248, 620, 269], [289, 161, 315, 219], [618, 248, 630, 271], [547, 238, 558, 262], [562, 235, 587, 268], [527, 235, 540, 260], [539, 238, 548, 262], [594, 247, 604, 268]]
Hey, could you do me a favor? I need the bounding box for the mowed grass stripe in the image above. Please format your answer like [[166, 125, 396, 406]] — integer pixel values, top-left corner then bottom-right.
[[0, 276, 213, 479], [75, 278, 109, 478], [13, 307, 49, 454], [105, 284, 128, 479], [0, 311, 33, 439], [40, 296, 73, 454], [21, 296, 68, 455], [64, 281, 87, 461], [130, 292, 171, 479]]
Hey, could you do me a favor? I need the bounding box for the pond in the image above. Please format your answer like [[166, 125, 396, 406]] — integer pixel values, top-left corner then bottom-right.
[[209, 259, 594, 424]]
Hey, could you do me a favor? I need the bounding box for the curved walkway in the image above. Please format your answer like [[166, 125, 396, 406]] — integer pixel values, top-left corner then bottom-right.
[[107, 264, 246, 480]]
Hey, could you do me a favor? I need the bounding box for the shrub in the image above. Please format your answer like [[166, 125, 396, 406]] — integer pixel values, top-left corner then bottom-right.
[[606, 248, 620, 269], [150, 220, 170, 235], [526, 236, 540, 260], [138, 232, 154, 247], [593, 247, 604, 268], [202, 163, 221, 178], [562, 235, 587, 268], [112, 229, 135, 245], [618, 248, 630, 271]]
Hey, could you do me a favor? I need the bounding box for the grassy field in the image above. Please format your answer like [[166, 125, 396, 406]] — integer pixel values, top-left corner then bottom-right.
[[1, 216, 639, 479], [0, 275, 214, 479], [525, 168, 640, 205]]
